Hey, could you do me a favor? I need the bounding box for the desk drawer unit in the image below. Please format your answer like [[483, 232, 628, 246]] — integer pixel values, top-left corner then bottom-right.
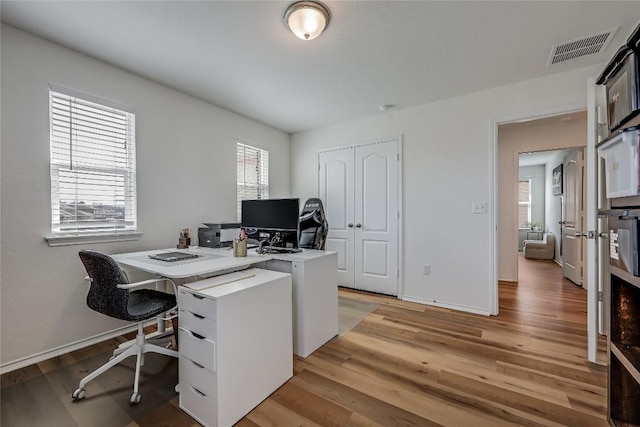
[[179, 327, 216, 372], [181, 381, 218, 426], [180, 354, 218, 426], [178, 268, 293, 427], [178, 288, 217, 317], [179, 309, 217, 340], [180, 356, 218, 397]]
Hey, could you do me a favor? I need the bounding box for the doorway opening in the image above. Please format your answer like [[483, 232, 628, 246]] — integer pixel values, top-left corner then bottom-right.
[[498, 111, 591, 331], [498, 110, 587, 284], [518, 147, 585, 287]]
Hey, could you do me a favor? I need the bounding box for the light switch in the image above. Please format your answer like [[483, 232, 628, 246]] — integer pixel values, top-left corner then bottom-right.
[[472, 201, 487, 214]]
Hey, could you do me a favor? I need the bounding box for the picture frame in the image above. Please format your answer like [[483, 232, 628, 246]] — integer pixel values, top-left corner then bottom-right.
[[552, 164, 563, 195]]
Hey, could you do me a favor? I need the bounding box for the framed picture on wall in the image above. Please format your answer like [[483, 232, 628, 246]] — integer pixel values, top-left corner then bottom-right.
[[552, 164, 563, 195]]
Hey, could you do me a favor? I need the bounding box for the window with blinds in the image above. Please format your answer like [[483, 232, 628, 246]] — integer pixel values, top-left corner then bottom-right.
[[237, 142, 269, 220], [518, 179, 531, 228], [49, 87, 136, 235]]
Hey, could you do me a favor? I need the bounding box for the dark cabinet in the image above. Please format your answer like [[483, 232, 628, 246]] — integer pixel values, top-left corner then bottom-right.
[[609, 265, 640, 426]]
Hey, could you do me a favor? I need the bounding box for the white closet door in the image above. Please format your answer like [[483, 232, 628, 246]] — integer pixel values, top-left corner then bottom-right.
[[354, 141, 399, 295], [319, 148, 355, 288]]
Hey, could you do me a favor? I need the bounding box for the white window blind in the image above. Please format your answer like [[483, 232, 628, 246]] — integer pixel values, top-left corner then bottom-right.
[[518, 180, 531, 228], [49, 87, 136, 235], [237, 142, 269, 219]]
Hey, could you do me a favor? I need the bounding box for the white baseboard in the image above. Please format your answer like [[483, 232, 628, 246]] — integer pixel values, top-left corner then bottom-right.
[[0, 324, 139, 375], [401, 295, 492, 316]]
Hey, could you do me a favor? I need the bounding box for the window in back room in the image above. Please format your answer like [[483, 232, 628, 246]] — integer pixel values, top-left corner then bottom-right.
[[518, 179, 532, 228]]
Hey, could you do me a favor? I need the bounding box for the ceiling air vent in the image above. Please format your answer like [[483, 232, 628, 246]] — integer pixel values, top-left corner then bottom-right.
[[547, 27, 618, 66]]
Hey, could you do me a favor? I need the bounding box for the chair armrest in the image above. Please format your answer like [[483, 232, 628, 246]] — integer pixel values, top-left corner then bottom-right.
[[117, 277, 178, 294], [524, 241, 546, 249]]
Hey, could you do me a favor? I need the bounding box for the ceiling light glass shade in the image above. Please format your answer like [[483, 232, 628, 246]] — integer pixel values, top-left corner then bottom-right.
[[284, 1, 330, 41]]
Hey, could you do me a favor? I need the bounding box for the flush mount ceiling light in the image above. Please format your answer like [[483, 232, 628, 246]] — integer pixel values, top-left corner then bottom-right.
[[283, 1, 330, 41]]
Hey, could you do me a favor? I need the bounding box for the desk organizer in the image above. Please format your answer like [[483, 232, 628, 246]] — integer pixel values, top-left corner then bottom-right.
[[233, 240, 247, 257]]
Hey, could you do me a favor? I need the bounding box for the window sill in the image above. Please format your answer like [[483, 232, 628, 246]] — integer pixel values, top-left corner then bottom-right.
[[45, 232, 143, 247]]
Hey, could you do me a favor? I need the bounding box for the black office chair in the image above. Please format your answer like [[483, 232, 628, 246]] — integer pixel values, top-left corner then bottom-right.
[[298, 198, 329, 250], [73, 250, 179, 405]]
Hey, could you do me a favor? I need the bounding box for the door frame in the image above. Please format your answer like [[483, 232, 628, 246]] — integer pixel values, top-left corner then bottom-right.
[[492, 100, 600, 362], [316, 135, 404, 298]]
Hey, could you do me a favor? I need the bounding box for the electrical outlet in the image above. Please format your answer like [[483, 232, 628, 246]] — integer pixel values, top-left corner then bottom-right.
[[422, 264, 431, 275]]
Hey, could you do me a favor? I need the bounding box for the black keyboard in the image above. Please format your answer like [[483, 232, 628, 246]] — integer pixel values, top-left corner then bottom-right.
[[266, 247, 302, 254]]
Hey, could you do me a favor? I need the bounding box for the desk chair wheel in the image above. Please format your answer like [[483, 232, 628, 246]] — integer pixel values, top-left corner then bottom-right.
[[129, 392, 141, 405], [72, 388, 86, 400]]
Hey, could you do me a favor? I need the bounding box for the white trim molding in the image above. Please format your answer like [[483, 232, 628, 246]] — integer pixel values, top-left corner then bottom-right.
[[0, 324, 140, 374], [402, 295, 492, 316]]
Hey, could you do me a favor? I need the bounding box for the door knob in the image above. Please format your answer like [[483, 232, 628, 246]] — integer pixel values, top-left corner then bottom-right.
[[355, 223, 362, 228], [599, 232, 609, 238], [348, 223, 354, 228]]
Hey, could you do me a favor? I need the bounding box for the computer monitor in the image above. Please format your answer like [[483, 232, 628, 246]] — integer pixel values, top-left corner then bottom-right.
[[241, 198, 299, 231], [241, 198, 300, 247]]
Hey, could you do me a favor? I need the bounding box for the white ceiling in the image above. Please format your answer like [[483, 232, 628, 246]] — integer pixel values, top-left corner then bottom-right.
[[2, 1, 639, 133], [519, 150, 560, 168]]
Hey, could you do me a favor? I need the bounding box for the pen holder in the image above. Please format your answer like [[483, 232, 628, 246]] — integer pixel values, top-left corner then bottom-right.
[[177, 237, 190, 249], [233, 239, 247, 257]]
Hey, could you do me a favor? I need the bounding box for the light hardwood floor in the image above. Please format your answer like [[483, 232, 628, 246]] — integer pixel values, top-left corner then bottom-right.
[[1, 255, 608, 426]]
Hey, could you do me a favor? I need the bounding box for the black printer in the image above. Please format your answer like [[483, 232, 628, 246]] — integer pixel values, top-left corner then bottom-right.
[[197, 222, 241, 248]]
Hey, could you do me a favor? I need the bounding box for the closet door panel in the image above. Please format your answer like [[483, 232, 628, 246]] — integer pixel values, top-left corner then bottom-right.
[[319, 148, 355, 288], [319, 139, 400, 296], [354, 141, 399, 295]]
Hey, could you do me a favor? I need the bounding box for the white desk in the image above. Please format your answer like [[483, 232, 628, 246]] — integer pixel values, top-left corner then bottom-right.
[[112, 246, 338, 358], [111, 247, 271, 279], [262, 251, 338, 358]]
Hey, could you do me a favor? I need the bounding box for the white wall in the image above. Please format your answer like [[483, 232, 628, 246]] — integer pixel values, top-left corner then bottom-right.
[[0, 25, 290, 369], [291, 62, 603, 315], [545, 149, 571, 264]]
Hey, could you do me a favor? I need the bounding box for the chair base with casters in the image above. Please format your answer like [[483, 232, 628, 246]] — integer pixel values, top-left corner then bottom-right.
[[74, 250, 180, 405], [72, 321, 179, 405]]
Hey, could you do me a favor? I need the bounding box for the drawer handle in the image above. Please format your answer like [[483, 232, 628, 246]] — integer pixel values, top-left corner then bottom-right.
[[190, 294, 205, 300], [191, 312, 205, 320], [191, 331, 205, 340], [179, 327, 206, 340], [190, 359, 205, 369], [190, 385, 206, 397]]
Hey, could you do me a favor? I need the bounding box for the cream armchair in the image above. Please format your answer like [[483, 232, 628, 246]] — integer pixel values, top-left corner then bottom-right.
[[523, 232, 555, 260]]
